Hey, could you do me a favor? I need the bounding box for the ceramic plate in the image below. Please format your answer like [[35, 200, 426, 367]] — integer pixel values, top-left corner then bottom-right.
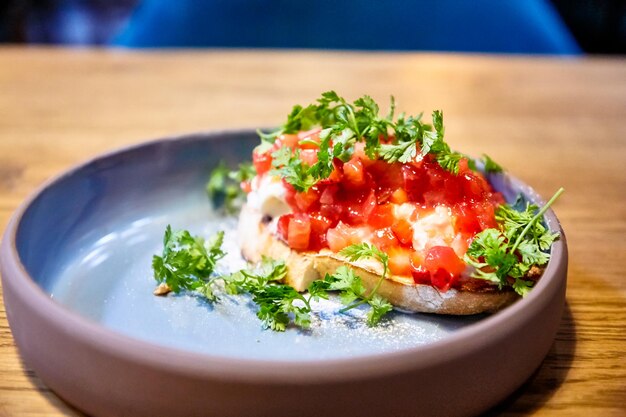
[[1, 130, 568, 417]]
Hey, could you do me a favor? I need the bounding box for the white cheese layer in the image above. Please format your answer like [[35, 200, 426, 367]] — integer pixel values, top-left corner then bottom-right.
[[247, 175, 291, 218], [394, 203, 464, 257]]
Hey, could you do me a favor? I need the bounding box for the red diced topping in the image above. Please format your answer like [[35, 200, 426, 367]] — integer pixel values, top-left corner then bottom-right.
[[431, 268, 459, 292], [299, 149, 318, 166], [261, 137, 505, 290], [368, 203, 395, 229], [294, 187, 320, 212], [371, 227, 399, 251], [252, 150, 272, 176], [343, 157, 365, 187], [391, 218, 413, 246], [287, 215, 311, 250], [388, 246, 413, 276], [424, 246, 466, 277]]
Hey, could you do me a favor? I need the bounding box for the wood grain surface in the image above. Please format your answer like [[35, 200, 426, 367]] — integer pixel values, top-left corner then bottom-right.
[[0, 48, 625, 417]]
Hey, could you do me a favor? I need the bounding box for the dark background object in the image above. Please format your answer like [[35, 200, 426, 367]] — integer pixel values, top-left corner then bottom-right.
[[0, 0, 623, 54], [551, 0, 625, 54]]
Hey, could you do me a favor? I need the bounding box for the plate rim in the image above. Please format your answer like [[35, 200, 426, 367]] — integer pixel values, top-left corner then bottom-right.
[[0, 129, 568, 384]]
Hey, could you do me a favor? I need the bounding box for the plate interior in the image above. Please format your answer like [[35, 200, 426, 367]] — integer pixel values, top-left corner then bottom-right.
[[16, 133, 492, 361]]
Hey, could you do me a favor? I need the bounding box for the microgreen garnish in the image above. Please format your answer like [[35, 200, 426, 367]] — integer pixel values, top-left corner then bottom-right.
[[152, 226, 226, 293], [260, 91, 472, 191], [152, 229, 393, 330], [481, 154, 503, 173], [207, 162, 255, 213], [464, 188, 564, 296]]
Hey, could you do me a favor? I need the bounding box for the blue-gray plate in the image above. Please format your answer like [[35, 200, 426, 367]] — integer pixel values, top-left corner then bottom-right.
[[0, 130, 568, 417]]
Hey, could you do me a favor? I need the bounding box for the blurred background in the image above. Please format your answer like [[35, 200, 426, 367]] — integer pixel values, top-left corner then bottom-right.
[[0, 0, 624, 54]]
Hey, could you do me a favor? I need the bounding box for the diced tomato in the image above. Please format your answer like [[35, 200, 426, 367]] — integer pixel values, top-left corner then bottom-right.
[[240, 181, 252, 194], [294, 187, 320, 212], [457, 158, 472, 174], [401, 164, 427, 202], [453, 203, 481, 235], [327, 159, 343, 182], [300, 149, 318, 166], [343, 157, 365, 187], [277, 134, 299, 149], [410, 264, 431, 285], [297, 128, 321, 148], [430, 268, 459, 292], [387, 246, 413, 277], [352, 142, 376, 167], [371, 227, 399, 251], [475, 202, 497, 230], [369, 161, 403, 199], [343, 189, 376, 225], [326, 222, 372, 252], [252, 151, 272, 176], [326, 226, 351, 252], [287, 215, 311, 250], [368, 203, 395, 228], [319, 184, 338, 205], [308, 212, 332, 251], [276, 214, 292, 242], [390, 188, 408, 204], [442, 177, 463, 205], [320, 202, 342, 224], [391, 218, 413, 245], [424, 246, 466, 276], [283, 182, 298, 208]]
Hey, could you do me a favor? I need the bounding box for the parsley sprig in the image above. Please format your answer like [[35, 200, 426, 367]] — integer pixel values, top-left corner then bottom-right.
[[152, 225, 226, 293], [153, 228, 393, 330], [464, 188, 564, 296], [206, 162, 255, 213], [261, 91, 503, 191]]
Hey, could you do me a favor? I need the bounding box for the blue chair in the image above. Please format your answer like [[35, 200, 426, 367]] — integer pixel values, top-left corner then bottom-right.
[[113, 0, 580, 54]]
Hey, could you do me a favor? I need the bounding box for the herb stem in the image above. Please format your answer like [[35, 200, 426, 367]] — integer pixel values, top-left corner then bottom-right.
[[339, 261, 388, 313], [510, 187, 564, 253]]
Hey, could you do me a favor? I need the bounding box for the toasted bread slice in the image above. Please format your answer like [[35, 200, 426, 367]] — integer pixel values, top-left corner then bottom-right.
[[238, 204, 518, 315]]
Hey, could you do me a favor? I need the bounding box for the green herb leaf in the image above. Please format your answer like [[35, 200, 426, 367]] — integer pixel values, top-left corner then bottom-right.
[[152, 226, 225, 293], [482, 154, 503, 173], [207, 162, 255, 213], [464, 188, 564, 296]]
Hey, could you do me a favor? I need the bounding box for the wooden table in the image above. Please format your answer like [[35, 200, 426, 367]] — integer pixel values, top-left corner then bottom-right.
[[0, 48, 625, 416]]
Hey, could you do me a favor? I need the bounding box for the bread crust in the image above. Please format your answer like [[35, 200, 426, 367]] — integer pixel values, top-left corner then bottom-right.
[[238, 204, 518, 315]]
